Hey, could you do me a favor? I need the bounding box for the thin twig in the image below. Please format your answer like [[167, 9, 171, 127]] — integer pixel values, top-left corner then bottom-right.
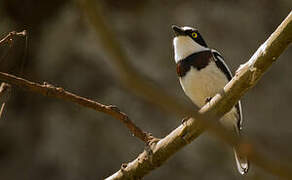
[[0, 30, 147, 141], [0, 104, 5, 119], [0, 30, 27, 46], [0, 30, 27, 64], [0, 30, 27, 120], [0, 72, 152, 143], [0, 83, 11, 119]]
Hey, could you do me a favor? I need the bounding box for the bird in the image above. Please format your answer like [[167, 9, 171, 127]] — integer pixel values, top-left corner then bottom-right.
[[172, 25, 249, 175]]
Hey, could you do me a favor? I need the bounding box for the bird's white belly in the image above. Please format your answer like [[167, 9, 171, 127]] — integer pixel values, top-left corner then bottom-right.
[[180, 61, 228, 107], [180, 62, 239, 130]]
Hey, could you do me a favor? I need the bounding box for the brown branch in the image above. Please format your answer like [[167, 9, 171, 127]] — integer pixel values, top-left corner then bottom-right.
[[0, 72, 151, 143], [0, 31, 149, 141]]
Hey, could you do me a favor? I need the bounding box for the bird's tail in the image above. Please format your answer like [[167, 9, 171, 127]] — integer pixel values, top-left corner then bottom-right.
[[233, 148, 249, 175]]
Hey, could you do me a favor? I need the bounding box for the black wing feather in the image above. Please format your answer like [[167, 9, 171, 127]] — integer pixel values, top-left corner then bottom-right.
[[211, 50, 232, 81], [211, 49, 243, 131]]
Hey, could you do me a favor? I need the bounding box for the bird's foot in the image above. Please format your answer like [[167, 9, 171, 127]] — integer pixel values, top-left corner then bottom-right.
[[181, 116, 191, 125], [205, 97, 213, 104]]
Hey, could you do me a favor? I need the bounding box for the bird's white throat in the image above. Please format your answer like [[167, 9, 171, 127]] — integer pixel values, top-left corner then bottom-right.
[[173, 36, 208, 63]]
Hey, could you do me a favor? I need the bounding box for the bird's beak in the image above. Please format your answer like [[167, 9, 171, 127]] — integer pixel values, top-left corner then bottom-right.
[[172, 25, 185, 36]]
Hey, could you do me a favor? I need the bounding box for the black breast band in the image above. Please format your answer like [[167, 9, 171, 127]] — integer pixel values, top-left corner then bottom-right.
[[176, 50, 212, 77]]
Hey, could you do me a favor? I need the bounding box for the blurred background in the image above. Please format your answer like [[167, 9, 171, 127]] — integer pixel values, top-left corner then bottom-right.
[[0, 0, 291, 179]]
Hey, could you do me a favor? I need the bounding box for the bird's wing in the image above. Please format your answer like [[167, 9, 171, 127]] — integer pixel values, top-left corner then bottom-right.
[[211, 49, 243, 131], [211, 49, 233, 81]]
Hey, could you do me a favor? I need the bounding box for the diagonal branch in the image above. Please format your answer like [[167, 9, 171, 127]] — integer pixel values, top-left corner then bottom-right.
[[0, 72, 151, 143], [105, 11, 292, 180], [0, 31, 150, 142]]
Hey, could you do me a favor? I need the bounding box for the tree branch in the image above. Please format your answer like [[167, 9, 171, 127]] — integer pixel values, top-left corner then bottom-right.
[[0, 72, 151, 143], [105, 11, 292, 180]]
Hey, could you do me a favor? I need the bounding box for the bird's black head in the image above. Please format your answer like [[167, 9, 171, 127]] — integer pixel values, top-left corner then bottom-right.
[[172, 25, 208, 48]]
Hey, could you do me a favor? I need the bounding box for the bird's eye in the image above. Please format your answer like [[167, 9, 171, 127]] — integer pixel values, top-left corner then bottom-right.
[[191, 32, 198, 38]]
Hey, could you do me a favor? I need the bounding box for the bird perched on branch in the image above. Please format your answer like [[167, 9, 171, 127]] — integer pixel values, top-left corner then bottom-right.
[[172, 25, 249, 175]]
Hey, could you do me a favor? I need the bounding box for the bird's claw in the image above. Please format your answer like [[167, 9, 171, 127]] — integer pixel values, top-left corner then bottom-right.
[[205, 97, 213, 103], [181, 116, 191, 125]]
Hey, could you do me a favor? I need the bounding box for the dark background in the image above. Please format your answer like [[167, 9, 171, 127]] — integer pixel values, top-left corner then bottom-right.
[[0, 0, 291, 179]]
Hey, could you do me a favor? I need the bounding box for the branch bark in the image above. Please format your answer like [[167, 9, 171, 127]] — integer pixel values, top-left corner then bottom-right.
[[0, 72, 151, 143], [105, 11, 292, 180]]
